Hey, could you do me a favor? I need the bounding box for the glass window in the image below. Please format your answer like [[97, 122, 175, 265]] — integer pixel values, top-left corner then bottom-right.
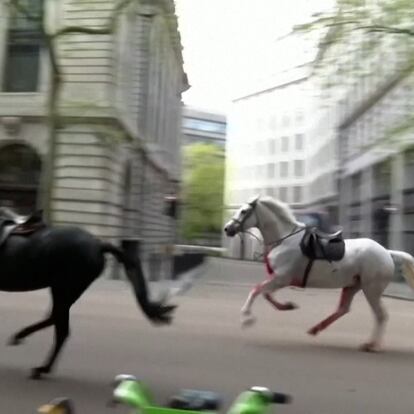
[[295, 111, 304, 124], [183, 118, 226, 134], [269, 138, 277, 154], [267, 163, 275, 178], [281, 136, 289, 152], [2, 0, 43, 92], [279, 187, 288, 202], [294, 160, 304, 177], [280, 161, 289, 178], [281, 114, 290, 127], [269, 116, 277, 130], [3, 44, 40, 92], [295, 134, 304, 151], [293, 186, 303, 203]]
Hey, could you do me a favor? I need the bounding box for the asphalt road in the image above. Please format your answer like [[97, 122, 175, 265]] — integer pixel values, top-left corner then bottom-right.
[[0, 272, 414, 414]]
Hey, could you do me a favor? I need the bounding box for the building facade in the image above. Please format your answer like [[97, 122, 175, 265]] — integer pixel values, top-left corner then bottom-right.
[[224, 34, 316, 259], [311, 25, 414, 253], [0, 0, 188, 279], [182, 106, 226, 147]]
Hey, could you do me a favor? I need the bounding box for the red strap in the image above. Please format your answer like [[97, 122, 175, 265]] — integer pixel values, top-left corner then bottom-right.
[[264, 253, 274, 276]]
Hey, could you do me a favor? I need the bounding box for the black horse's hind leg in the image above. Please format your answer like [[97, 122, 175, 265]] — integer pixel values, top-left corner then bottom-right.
[[30, 279, 94, 380], [8, 315, 54, 345], [31, 305, 70, 379]]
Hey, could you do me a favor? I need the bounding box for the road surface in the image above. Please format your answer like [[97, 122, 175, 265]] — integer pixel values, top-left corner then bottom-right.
[[0, 266, 413, 413]]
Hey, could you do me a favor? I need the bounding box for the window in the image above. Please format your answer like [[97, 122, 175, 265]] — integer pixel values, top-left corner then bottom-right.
[[279, 187, 288, 202], [3, 0, 43, 92], [269, 138, 277, 154], [293, 186, 303, 203], [268, 187, 277, 198], [3, 44, 40, 92], [267, 163, 275, 178], [294, 160, 304, 177], [295, 111, 304, 124], [281, 114, 290, 127], [269, 116, 277, 130], [280, 161, 289, 178], [281, 136, 289, 152], [183, 118, 226, 134], [295, 134, 304, 151]]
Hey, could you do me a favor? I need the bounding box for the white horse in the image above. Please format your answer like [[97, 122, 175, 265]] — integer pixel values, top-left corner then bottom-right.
[[224, 195, 414, 351]]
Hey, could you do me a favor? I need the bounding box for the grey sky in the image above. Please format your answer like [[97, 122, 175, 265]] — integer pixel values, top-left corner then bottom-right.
[[175, 0, 329, 114]]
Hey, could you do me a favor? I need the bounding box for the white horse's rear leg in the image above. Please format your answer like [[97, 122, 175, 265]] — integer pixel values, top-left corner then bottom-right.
[[360, 284, 388, 352], [308, 279, 361, 336]]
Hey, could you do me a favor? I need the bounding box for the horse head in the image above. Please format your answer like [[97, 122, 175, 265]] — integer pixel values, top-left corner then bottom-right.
[[224, 195, 261, 237], [224, 196, 304, 244]]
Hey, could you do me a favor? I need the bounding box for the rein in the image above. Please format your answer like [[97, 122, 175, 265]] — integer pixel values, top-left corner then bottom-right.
[[240, 226, 306, 261]]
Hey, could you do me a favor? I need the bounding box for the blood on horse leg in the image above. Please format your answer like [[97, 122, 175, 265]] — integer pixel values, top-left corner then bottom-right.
[[308, 280, 361, 336]]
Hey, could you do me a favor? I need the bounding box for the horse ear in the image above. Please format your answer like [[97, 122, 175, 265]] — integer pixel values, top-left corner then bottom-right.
[[249, 194, 260, 206]]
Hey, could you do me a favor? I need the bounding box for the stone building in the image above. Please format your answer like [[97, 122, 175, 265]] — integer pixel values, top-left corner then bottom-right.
[[0, 0, 189, 278]]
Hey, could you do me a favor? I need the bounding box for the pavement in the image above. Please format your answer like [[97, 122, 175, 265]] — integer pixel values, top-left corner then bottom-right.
[[0, 259, 414, 413]]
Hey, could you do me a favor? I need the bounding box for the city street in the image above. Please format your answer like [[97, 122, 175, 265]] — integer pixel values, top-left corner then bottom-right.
[[0, 260, 414, 413]]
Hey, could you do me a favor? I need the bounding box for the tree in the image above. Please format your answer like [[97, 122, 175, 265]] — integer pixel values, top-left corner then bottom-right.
[[181, 143, 225, 242], [8, 0, 137, 222], [295, 0, 414, 137]]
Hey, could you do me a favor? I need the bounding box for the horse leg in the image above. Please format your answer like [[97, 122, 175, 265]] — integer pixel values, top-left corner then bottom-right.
[[241, 277, 289, 327], [241, 283, 263, 327], [308, 280, 361, 336], [8, 314, 54, 346], [264, 293, 298, 311], [360, 284, 388, 352], [30, 281, 91, 379], [31, 305, 70, 379]]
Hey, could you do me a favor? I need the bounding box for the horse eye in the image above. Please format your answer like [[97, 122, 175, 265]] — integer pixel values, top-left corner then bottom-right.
[[241, 209, 247, 214]]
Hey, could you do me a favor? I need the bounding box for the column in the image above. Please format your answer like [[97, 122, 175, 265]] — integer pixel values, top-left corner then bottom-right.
[[361, 166, 374, 238], [389, 153, 404, 250], [338, 175, 351, 237]]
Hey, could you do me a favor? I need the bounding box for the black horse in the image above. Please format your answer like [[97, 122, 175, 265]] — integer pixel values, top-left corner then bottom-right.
[[0, 209, 175, 379]]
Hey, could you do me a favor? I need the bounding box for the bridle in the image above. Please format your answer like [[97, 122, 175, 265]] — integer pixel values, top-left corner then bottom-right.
[[230, 199, 258, 232], [229, 198, 306, 259]]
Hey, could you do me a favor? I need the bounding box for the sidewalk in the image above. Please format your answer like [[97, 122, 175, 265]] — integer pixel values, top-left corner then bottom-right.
[[385, 281, 414, 301]]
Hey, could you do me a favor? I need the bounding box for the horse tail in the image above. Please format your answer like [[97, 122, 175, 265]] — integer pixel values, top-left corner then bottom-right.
[[101, 242, 175, 324], [389, 250, 414, 290]]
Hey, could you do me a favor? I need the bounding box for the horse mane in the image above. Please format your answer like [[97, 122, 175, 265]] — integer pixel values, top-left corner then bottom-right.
[[258, 196, 302, 226]]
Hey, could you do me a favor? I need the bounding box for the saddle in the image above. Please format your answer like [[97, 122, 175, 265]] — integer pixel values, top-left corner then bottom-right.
[[0, 209, 46, 247], [299, 226, 345, 288], [300, 226, 345, 262]]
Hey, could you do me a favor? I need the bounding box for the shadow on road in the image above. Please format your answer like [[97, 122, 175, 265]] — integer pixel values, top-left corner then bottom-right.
[[247, 337, 414, 362]]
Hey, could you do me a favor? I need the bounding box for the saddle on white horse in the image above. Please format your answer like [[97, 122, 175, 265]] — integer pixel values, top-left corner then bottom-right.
[[299, 226, 346, 287], [300, 226, 345, 262]]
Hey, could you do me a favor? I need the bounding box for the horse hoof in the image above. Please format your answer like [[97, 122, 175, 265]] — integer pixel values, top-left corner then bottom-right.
[[307, 327, 320, 336], [241, 314, 257, 328], [30, 367, 50, 380], [7, 336, 22, 346], [360, 342, 380, 353], [286, 302, 298, 311]]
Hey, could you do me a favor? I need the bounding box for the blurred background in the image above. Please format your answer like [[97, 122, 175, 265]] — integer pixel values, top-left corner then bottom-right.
[[1, 0, 414, 278], [1, 2, 414, 413]]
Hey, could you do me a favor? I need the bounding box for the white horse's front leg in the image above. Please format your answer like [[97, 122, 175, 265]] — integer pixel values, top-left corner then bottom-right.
[[241, 284, 261, 327], [241, 277, 293, 327]]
